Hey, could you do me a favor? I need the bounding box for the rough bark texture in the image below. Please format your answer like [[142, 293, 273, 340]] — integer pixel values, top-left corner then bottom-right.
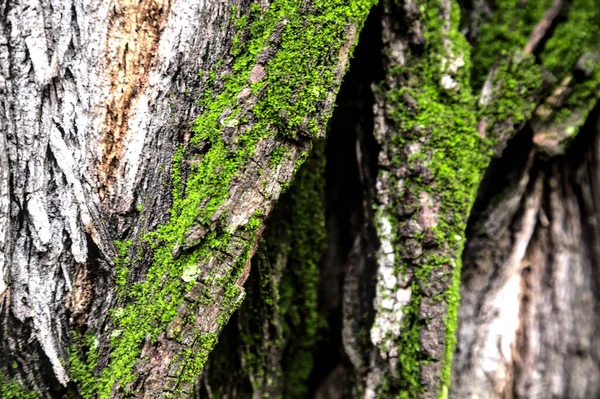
[[0, 0, 207, 391], [2, 0, 600, 398], [0, 0, 375, 397], [197, 14, 384, 397], [453, 110, 600, 399], [359, 0, 523, 396]]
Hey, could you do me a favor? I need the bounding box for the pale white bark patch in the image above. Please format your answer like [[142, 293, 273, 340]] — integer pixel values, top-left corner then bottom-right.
[[370, 210, 412, 362], [418, 191, 438, 229], [441, 74, 459, 91], [0, 129, 9, 301], [181, 265, 199, 283], [27, 192, 52, 249], [22, 0, 57, 85]]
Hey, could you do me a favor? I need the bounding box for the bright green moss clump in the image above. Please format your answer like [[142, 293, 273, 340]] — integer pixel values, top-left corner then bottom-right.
[[470, 0, 553, 88], [541, 0, 600, 77], [0, 374, 38, 399], [69, 331, 100, 399], [474, 0, 600, 149], [67, 0, 376, 397], [477, 54, 543, 129]]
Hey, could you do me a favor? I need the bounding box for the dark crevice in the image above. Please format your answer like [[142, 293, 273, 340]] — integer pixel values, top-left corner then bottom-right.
[[309, 5, 383, 396], [0, 311, 66, 398], [466, 125, 534, 241]]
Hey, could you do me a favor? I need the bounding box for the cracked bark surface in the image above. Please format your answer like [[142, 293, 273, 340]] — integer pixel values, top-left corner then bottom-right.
[[2, 0, 600, 398], [0, 0, 374, 397], [1, 0, 207, 390]]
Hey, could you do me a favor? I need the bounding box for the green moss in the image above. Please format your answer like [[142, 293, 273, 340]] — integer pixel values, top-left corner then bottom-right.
[[69, 1, 375, 397], [474, 0, 600, 147], [0, 374, 38, 399], [541, 0, 600, 76], [170, 333, 219, 387], [368, 1, 600, 397], [536, 0, 600, 140], [375, 0, 487, 396], [375, 1, 600, 397], [69, 331, 100, 399], [246, 215, 263, 231], [440, 253, 462, 397], [477, 54, 543, 129], [269, 145, 288, 168], [470, 0, 553, 88]]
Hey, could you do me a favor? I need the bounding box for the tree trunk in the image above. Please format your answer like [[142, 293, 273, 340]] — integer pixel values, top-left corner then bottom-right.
[[2, 0, 600, 398], [0, 0, 374, 397], [453, 105, 600, 399]]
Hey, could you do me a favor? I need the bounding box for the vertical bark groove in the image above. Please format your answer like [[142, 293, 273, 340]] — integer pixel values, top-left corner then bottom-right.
[[453, 110, 600, 398]]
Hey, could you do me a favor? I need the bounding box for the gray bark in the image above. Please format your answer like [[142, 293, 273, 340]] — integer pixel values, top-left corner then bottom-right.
[[0, 0, 372, 397], [2, 0, 600, 398], [0, 0, 206, 389]]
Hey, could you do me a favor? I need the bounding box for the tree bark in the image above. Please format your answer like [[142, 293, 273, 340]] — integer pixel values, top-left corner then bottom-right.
[[453, 108, 600, 399], [2, 0, 600, 398], [0, 0, 375, 397]]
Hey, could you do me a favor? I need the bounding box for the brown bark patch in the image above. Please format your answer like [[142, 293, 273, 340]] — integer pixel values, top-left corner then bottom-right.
[[67, 266, 93, 327], [418, 191, 438, 229], [99, 0, 172, 200]]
